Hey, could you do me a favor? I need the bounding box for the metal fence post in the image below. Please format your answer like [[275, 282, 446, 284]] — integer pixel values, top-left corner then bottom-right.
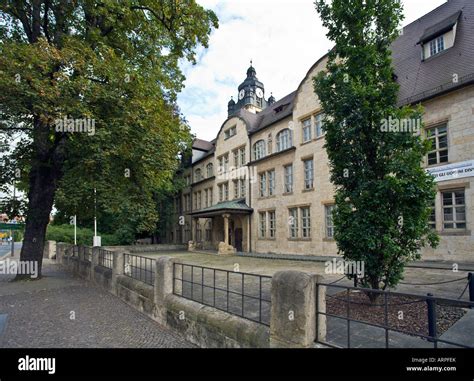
[[427, 293, 437, 343], [469, 273, 474, 308]]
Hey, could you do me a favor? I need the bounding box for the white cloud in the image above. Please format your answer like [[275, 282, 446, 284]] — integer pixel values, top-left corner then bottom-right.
[[178, 0, 448, 142]]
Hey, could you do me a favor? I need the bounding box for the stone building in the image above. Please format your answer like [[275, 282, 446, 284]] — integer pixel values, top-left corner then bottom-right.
[[167, 0, 474, 262]]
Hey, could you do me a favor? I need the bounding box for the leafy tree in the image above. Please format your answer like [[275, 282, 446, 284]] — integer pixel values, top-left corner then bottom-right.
[[0, 0, 218, 278], [314, 0, 438, 299]]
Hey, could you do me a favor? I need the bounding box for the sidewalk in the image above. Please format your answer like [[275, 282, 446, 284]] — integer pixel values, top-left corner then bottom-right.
[[0, 256, 195, 348]]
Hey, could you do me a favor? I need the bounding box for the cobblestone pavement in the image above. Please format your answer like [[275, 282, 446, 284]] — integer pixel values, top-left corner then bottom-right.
[[0, 260, 195, 348]]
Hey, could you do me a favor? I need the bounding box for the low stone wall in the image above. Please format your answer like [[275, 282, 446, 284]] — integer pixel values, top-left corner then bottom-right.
[[103, 244, 187, 253], [53, 241, 326, 348]]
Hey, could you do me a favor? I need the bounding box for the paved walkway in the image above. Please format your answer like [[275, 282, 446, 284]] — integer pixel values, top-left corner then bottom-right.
[[0, 258, 195, 348]]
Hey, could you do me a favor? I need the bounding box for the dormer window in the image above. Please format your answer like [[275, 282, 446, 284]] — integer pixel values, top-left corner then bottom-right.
[[418, 10, 461, 60]]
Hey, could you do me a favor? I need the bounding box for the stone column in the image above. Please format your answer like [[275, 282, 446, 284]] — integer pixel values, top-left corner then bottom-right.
[[270, 271, 324, 348], [223, 214, 230, 245], [154, 256, 176, 324], [91, 246, 100, 283]]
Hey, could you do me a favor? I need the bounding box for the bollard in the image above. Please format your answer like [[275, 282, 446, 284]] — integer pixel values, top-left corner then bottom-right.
[[426, 293, 437, 343]]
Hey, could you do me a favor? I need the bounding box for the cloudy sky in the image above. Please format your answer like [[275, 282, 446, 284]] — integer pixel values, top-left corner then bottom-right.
[[177, 0, 447, 142]]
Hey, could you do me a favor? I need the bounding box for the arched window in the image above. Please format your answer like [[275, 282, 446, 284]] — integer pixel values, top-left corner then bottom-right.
[[206, 163, 213, 178], [194, 168, 202, 182], [253, 140, 266, 160], [276, 129, 293, 152]]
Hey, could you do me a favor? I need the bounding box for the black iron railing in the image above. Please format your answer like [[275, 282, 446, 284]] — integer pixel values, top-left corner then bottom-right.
[[123, 254, 155, 286], [98, 249, 114, 269], [173, 263, 272, 326], [316, 282, 474, 349]]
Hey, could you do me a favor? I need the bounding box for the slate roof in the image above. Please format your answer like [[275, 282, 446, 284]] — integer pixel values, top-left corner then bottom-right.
[[192, 138, 214, 152]]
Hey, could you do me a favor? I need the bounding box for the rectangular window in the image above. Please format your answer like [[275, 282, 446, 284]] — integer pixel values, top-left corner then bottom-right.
[[218, 185, 223, 202], [240, 179, 246, 198], [269, 211, 276, 238], [223, 182, 229, 201], [259, 212, 266, 238], [233, 180, 239, 199], [205, 227, 212, 242], [301, 207, 311, 238], [224, 126, 237, 140], [209, 188, 213, 206], [233, 150, 239, 167], [442, 190, 466, 230], [302, 118, 312, 143], [268, 170, 275, 196], [197, 191, 202, 210], [259, 173, 267, 197], [304, 159, 314, 189], [315, 113, 325, 138], [429, 35, 445, 56], [427, 124, 448, 166], [325, 205, 335, 238], [284, 164, 293, 193], [429, 199, 436, 230], [289, 208, 298, 238], [240, 148, 246, 166]]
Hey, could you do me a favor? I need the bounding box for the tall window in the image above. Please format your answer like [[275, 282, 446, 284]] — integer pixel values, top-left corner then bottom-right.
[[240, 179, 246, 198], [259, 212, 266, 238], [302, 118, 312, 143], [197, 191, 202, 210], [429, 199, 436, 230], [269, 211, 276, 238], [204, 189, 208, 208], [301, 207, 311, 238], [289, 208, 298, 238], [259, 173, 267, 197], [254, 140, 266, 160], [315, 113, 325, 138], [239, 147, 246, 166], [304, 159, 314, 189], [268, 170, 275, 196], [233, 149, 239, 167], [325, 205, 335, 238], [429, 35, 444, 57], [206, 163, 213, 178], [209, 188, 213, 206], [233, 180, 239, 199], [219, 183, 229, 202], [194, 168, 202, 182], [427, 124, 448, 165], [276, 129, 292, 152], [442, 190, 466, 230], [284, 164, 293, 193]]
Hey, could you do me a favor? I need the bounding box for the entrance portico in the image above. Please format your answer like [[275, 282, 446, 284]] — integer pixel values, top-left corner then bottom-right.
[[188, 199, 253, 255]]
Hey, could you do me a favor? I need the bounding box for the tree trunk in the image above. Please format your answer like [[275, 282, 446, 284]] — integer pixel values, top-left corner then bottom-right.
[[16, 163, 60, 280], [16, 118, 65, 280]]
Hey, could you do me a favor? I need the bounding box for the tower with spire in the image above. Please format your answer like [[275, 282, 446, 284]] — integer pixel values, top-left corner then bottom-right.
[[227, 61, 271, 117]]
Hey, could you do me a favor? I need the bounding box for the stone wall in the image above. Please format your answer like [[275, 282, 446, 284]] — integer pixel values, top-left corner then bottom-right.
[[54, 241, 326, 348]]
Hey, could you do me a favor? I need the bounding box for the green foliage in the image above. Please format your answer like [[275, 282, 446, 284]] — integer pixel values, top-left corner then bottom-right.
[[314, 0, 438, 292], [46, 224, 126, 246], [0, 1, 218, 247]]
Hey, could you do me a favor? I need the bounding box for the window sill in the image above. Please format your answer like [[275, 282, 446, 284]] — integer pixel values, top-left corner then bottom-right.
[[302, 188, 314, 193], [283, 192, 294, 196], [258, 195, 276, 200], [258, 238, 276, 241], [323, 237, 335, 242], [288, 238, 312, 242], [439, 230, 471, 236], [300, 140, 312, 146]]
